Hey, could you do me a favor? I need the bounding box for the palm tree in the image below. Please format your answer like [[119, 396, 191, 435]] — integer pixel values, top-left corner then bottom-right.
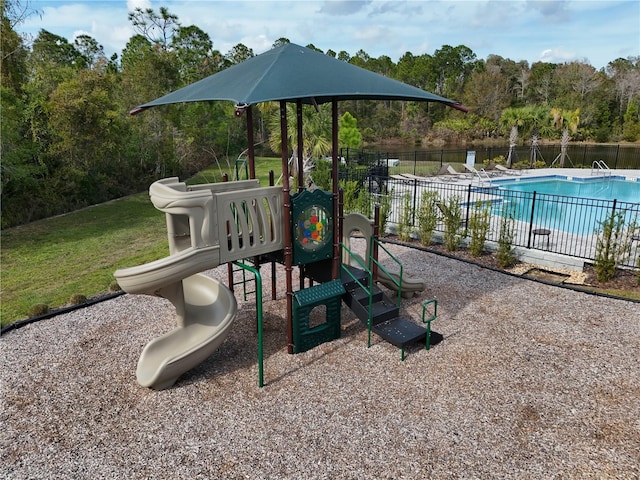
[[261, 102, 332, 186]]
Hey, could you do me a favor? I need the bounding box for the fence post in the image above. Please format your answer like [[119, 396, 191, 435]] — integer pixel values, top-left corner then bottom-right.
[[413, 151, 417, 176], [526, 191, 537, 248], [465, 184, 472, 234], [614, 144, 619, 169], [412, 179, 418, 226]]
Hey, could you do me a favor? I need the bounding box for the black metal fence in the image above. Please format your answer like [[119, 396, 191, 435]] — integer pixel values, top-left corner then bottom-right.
[[341, 174, 640, 268], [341, 144, 640, 173]]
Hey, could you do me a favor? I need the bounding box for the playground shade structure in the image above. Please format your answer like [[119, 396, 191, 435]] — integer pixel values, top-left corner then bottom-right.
[[120, 43, 463, 388], [114, 178, 284, 389], [131, 43, 466, 112]]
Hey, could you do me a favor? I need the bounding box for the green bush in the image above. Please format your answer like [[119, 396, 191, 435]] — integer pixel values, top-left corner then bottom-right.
[[496, 205, 516, 267], [377, 188, 393, 236], [468, 201, 492, 257], [310, 159, 332, 191], [28, 303, 50, 318], [417, 191, 439, 246], [397, 192, 413, 242], [594, 211, 634, 282], [69, 294, 87, 305], [442, 196, 464, 251]]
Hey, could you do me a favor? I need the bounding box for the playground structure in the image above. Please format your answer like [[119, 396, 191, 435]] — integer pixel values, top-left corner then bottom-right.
[[116, 43, 464, 389], [114, 175, 438, 389]]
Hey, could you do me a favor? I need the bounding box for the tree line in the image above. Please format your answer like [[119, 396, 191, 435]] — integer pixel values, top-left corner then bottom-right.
[[1, 1, 639, 228]]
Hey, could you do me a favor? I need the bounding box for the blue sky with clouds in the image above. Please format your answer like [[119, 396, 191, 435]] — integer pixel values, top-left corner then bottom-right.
[[19, 0, 640, 70]]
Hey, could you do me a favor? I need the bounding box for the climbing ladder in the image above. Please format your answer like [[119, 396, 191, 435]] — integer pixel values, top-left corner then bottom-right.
[[591, 160, 611, 177]]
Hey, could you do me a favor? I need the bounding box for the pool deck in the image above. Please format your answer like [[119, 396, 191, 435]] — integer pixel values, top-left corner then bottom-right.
[[386, 168, 640, 272], [421, 167, 640, 185]]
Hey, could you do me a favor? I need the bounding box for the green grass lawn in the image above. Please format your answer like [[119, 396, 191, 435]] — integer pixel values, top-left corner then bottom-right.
[[0, 158, 282, 326]]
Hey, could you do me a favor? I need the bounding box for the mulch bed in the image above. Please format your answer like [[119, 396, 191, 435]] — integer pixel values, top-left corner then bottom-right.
[[387, 235, 640, 297]]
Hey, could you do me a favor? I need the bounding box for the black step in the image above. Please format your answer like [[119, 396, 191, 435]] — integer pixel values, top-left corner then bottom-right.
[[345, 283, 384, 305], [346, 295, 400, 326], [372, 317, 428, 349], [340, 265, 370, 290]]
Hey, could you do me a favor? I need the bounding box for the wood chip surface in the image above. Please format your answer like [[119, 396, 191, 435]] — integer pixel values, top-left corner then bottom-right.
[[2, 239, 639, 479]]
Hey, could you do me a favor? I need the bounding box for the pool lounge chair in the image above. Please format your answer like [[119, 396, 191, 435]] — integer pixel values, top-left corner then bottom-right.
[[494, 164, 522, 176], [435, 163, 466, 182], [463, 163, 494, 183]]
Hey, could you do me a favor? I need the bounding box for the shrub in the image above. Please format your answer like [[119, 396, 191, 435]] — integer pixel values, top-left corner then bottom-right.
[[377, 188, 393, 236], [417, 191, 439, 246], [69, 294, 87, 305], [310, 159, 332, 190], [340, 180, 360, 213], [496, 205, 516, 267], [594, 211, 634, 282], [28, 303, 50, 317], [442, 195, 464, 251], [468, 201, 492, 257], [397, 192, 413, 242]]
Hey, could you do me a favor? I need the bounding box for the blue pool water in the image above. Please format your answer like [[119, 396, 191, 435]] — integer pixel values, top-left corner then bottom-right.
[[490, 176, 640, 236], [492, 176, 640, 203]]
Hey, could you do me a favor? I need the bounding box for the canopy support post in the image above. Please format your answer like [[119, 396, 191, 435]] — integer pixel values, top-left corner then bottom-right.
[[280, 101, 294, 354], [296, 100, 304, 192], [246, 105, 256, 179], [331, 98, 340, 281]]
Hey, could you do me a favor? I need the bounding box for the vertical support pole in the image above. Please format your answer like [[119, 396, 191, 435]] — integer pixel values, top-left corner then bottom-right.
[[279, 101, 294, 354], [331, 98, 340, 280], [296, 100, 304, 192], [246, 106, 256, 180]]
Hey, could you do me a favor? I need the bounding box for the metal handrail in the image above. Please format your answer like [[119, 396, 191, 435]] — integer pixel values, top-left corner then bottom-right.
[[370, 237, 403, 307], [340, 243, 374, 347], [591, 160, 611, 176], [233, 260, 265, 388]]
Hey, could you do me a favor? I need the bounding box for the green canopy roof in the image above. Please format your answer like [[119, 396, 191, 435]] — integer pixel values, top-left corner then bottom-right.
[[132, 43, 466, 113]]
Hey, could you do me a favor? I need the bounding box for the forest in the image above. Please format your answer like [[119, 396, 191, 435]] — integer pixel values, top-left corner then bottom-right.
[[2, 1, 640, 228]]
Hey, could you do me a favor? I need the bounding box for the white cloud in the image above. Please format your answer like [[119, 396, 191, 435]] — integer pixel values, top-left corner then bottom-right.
[[20, 0, 640, 70], [539, 47, 576, 64]]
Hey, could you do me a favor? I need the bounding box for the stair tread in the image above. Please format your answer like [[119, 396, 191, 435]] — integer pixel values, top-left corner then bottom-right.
[[372, 317, 428, 348]]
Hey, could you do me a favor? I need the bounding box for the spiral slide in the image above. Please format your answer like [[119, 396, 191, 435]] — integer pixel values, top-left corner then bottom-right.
[[115, 247, 237, 390], [114, 177, 283, 390]]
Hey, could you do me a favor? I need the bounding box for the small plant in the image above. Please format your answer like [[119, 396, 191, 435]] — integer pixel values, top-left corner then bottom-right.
[[109, 280, 121, 292], [417, 191, 439, 246], [310, 158, 332, 191], [593, 211, 633, 282], [355, 188, 373, 218], [340, 179, 360, 214], [496, 205, 517, 267], [442, 196, 463, 251], [468, 201, 492, 257], [69, 293, 87, 305], [397, 192, 413, 242], [28, 303, 50, 317], [377, 187, 393, 236]]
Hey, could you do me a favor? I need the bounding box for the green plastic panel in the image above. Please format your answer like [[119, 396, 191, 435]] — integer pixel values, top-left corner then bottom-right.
[[291, 189, 334, 265]]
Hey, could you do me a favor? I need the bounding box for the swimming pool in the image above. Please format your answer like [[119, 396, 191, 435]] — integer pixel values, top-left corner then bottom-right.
[[492, 175, 640, 203], [490, 176, 640, 236]]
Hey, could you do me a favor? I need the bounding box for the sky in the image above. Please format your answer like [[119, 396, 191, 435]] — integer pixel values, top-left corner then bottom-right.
[[17, 0, 640, 70]]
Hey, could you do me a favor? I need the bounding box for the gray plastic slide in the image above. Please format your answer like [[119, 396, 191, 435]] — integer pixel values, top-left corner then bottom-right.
[[115, 176, 285, 389], [342, 213, 426, 298], [114, 247, 237, 390]]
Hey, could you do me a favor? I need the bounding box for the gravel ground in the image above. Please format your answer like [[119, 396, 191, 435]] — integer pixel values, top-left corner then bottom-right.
[[2, 239, 639, 479]]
